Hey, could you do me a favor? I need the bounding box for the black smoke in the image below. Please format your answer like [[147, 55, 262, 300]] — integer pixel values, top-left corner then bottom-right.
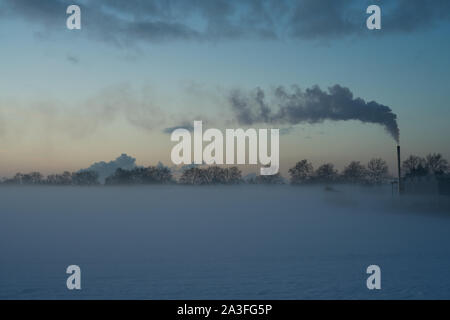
[[229, 85, 400, 142]]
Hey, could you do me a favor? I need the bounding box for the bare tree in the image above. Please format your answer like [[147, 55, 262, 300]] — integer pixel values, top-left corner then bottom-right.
[[402, 155, 427, 177], [342, 161, 367, 183], [314, 163, 338, 183], [223, 167, 242, 184], [204, 166, 226, 184], [367, 158, 388, 184], [46, 171, 72, 185], [425, 153, 448, 175], [105, 166, 173, 185], [4, 172, 43, 185], [179, 166, 242, 185], [289, 160, 314, 184], [72, 171, 99, 186]]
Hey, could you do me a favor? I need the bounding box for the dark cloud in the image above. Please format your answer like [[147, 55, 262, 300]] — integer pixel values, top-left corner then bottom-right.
[[229, 85, 400, 142], [2, 0, 450, 45], [382, 0, 450, 33], [290, 0, 361, 39], [0, 0, 279, 46], [290, 0, 450, 39]]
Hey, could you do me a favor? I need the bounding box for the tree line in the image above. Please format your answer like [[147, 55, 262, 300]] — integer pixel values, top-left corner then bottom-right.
[[289, 153, 449, 185], [1, 153, 448, 186], [2, 171, 100, 186]]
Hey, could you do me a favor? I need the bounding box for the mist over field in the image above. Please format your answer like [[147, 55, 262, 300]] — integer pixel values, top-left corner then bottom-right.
[[1, 185, 450, 299]]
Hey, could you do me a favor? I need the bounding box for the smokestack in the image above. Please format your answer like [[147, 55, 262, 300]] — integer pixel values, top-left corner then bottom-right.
[[397, 145, 403, 194]]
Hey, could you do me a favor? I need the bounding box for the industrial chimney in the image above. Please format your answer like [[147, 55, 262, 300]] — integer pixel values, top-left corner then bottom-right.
[[397, 145, 403, 194]]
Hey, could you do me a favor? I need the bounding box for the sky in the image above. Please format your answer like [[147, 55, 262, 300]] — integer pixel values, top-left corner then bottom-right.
[[0, 0, 450, 177]]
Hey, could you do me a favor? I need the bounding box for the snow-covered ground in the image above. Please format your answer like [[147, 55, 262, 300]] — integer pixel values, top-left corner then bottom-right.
[[1, 185, 449, 299]]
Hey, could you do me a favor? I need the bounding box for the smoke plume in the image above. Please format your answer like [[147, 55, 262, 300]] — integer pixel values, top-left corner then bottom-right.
[[79, 153, 138, 183], [229, 85, 400, 142]]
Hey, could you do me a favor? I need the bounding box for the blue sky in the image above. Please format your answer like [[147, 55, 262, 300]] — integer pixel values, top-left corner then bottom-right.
[[0, 0, 449, 176]]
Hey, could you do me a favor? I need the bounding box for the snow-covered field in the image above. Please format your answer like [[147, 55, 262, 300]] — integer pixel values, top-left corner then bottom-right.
[[1, 185, 450, 299]]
